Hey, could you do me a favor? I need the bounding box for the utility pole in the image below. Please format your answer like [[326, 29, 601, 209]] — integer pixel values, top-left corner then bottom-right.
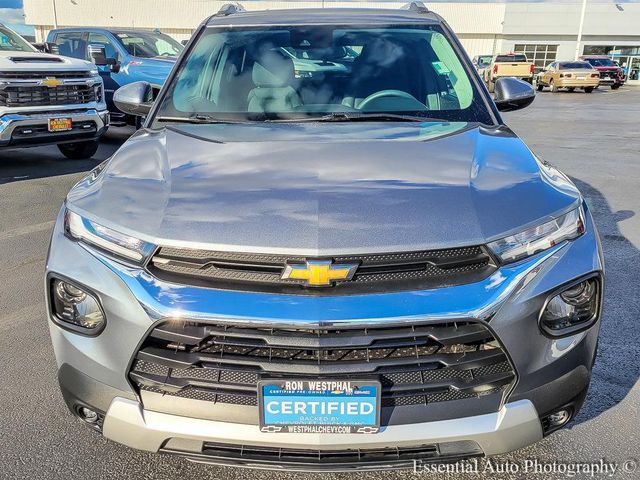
[[575, 0, 587, 60], [52, 0, 59, 28]]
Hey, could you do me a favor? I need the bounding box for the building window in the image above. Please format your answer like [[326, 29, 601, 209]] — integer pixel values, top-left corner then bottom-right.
[[514, 44, 558, 73]]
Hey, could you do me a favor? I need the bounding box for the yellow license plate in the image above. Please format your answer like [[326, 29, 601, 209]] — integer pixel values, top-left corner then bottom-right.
[[48, 118, 73, 132]]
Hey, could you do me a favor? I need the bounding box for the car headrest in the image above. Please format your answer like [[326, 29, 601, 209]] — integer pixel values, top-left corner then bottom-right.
[[252, 52, 295, 88]]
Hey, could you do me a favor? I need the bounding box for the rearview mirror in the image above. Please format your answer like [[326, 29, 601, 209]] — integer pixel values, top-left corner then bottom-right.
[[113, 81, 154, 117], [494, 77, 536, 112]]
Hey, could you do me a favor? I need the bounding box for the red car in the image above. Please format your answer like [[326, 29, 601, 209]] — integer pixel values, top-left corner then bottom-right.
[[579, 55, 624, 89]]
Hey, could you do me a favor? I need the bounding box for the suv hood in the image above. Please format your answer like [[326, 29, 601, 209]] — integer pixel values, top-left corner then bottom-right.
[[0, 51, 94, 72], [67, 122, 580, 255]]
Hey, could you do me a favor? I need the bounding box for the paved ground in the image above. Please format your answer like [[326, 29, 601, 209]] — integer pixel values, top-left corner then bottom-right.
[[1, 88, 639, 480]]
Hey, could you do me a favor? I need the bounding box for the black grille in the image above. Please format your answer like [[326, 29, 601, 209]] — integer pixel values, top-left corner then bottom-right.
[[598, 70, 618, 79], [149, 246, 497, 294], [0, 71, 92, 79], [161, 440, 483, 471], [129, 320, 515, 410], [0, 85, 96, 107]]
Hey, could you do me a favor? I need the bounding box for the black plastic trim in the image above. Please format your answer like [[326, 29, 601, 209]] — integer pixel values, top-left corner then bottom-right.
[[46, 272, 107, 337], [537, 272, 603, 339]]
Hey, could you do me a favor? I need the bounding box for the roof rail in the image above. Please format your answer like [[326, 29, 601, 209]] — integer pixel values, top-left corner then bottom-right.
[[216, 2, 246, 16], [403, 2, 430, 13]]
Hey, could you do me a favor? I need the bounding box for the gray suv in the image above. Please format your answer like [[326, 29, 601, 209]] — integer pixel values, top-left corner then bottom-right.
[[45, 2, 603, 472]]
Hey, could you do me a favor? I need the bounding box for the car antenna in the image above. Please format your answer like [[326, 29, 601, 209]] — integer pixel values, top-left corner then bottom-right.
[[216, 2, 246, 16], [403, 2, 430, 13]]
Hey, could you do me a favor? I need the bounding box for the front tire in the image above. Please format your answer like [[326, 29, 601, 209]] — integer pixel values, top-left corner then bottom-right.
[[550, 80, 559, 93], [57, 140, 100, 160]]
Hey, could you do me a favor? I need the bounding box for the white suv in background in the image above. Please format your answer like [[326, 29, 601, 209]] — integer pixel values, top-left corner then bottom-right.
[[0, 24, 108, 159]]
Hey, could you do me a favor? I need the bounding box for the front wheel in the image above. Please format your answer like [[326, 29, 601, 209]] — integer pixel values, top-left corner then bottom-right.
[[57, 140, 100, 159], [584, 87, 594, 93], [550, 80, 559, 93]]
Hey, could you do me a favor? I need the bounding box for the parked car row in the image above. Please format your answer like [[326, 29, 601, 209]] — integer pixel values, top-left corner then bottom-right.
[[473, 52, 626, 94], [0, 23, 182, 159]]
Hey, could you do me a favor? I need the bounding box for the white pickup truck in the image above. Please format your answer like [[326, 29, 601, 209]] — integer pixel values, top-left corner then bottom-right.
[[0, 24, 109, 159]]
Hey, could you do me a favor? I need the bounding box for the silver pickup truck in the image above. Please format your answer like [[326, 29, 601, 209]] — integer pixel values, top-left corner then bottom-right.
[[0, 24, 109, 159]]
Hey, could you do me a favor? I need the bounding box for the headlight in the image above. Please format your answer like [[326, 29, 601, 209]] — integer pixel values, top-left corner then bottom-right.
[[64, 209, 155, 263], [488, 207, 585, 264], [89, 69, 99, 76]]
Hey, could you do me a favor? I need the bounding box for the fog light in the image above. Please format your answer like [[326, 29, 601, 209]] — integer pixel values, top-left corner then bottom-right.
[[547, 409, 571, 427], [540, 278, 599, 336], [79, 407, 99, 424], [51, 279, 105, 333]]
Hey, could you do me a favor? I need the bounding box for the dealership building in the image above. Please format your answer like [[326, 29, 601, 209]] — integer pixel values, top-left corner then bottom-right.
[[23, 0, 640, 84]]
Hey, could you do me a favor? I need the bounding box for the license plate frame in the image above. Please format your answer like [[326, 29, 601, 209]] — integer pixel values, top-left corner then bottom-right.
[[48, 117, 73, 132], [258, 379, 381, 434]]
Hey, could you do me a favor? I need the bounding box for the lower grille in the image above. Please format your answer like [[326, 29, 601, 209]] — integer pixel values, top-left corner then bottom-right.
[[162, 440, 484, 471], [129, 320, 515, 411], [0, 85, 96, 107]]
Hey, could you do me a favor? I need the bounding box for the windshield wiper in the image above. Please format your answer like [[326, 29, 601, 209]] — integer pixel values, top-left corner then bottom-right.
[[155, 114, 248, 124], [270, 112, 448, 123]]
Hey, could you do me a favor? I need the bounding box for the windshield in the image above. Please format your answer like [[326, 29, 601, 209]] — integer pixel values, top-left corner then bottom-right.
[[476, 55, 492, 66], [586, 58, 616, 67], [495, 54, 527, 63], [153, 25, 493, 125], [559, 62, 592, 70], [114, 31, 184, 58], [0, 26, 35, 52]]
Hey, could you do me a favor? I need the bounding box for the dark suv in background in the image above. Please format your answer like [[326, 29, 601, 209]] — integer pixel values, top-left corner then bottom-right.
[[46, 28, 183, 125], [579, 55, 624, 89]]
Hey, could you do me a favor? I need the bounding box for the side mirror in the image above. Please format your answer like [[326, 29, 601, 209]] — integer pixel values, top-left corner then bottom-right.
[[88, 44, 108, 65], [108, 59, 121, 73], [45, 42, 59, 54], [494, 77, 536, 112], [114, 81, 154, 116]]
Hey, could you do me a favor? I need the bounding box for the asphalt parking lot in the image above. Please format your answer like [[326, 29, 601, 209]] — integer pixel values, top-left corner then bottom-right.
[[1, 87, 639, 480]]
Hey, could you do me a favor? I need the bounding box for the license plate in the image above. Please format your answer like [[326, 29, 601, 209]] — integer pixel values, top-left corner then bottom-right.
[[48, 118, 72, 132], [577, 76, 586, 80], [259, 379, 381, 434]]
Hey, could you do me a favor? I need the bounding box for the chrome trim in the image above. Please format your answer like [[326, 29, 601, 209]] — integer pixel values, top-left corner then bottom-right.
[[0, 107, 109, 143], [0, 76, 102, 89], [102, 397, 542, 456]]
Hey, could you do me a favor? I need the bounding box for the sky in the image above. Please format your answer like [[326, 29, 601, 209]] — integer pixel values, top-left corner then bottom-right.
[[0, 0, 33, 35]]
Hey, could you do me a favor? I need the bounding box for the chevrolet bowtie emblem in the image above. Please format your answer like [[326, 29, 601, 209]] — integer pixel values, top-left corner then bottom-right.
[[42, 77, 62, 87], [282, 259, 358, 287]]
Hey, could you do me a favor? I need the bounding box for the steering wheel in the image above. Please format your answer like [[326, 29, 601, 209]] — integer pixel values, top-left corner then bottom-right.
[[358, 90, 427, 111]]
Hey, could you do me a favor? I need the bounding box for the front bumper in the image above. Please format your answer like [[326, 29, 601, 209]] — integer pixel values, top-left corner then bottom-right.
[[0, 106, 109, 147], [556, 79, 600, 88], [45, 203, 604, 469], [103, 396, 540, 471]]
